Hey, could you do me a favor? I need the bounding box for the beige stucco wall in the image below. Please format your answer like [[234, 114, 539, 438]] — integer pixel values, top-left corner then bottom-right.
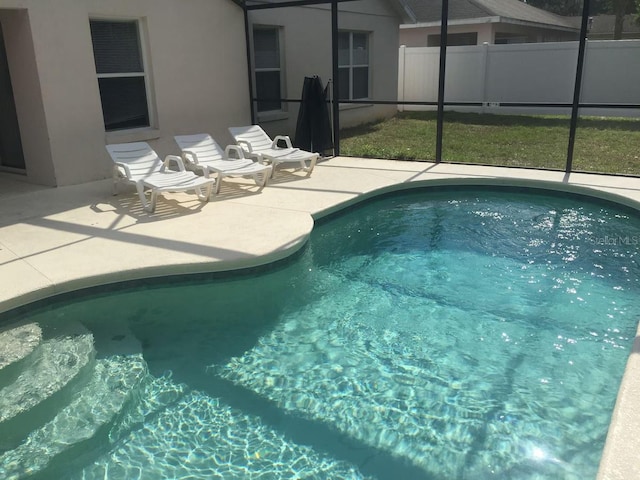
[[0, 0, 249, 186], [249, 0, 400, 139]]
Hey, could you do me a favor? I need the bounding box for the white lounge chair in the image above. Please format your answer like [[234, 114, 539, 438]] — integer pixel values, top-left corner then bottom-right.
[[174, 134, 272, 194], [106, 142, 215, 213], [228, 125, 318, 178]]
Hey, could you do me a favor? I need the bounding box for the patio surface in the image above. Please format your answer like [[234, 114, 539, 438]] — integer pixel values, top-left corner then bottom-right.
[[0, 156, 639, 479]]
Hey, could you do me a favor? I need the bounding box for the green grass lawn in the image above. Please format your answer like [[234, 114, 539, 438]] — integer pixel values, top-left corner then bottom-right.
[[340, 111, 640, 175]]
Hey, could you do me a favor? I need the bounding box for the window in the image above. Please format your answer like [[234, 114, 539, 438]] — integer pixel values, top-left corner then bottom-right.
[[90, 20, 150, 131], [427, 32, 478, 47], [253, 26, 283, 113], [495, 33, 529, 45], [338, 31, 369, 101]]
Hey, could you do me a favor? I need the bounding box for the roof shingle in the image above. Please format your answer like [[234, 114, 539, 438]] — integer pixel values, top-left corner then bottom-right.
[[403, 0, 577, 29]]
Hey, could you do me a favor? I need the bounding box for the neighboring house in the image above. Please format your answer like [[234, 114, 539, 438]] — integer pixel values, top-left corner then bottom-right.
[[400, 0, 579, 46], [0, 0, 249, 187], [247, 0, 407, 138], [570, 14, 640, 40]]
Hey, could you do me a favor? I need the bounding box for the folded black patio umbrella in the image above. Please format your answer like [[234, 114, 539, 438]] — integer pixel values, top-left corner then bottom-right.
[[294, 75, 333, 154]]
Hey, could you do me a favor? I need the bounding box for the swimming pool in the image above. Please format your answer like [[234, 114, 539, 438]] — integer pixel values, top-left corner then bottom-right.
[[1, 187, 639, 479]]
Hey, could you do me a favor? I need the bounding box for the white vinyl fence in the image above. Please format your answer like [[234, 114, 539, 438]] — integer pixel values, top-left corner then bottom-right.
[[397, 40, 640, 117]]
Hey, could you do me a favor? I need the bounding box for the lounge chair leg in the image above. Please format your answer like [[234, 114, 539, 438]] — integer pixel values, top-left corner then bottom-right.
[[136, 183, 155, 213], [305, 156, 318, 176], [252, 171, 267, 190], [112, 167, 120, 195], [195, 185, 205, 200], [148, 190, 158, 212]]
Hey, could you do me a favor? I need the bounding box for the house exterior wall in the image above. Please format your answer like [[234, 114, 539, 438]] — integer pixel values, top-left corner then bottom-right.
[[0, 0, 249, 186], [400, 26, 429, 46], [249, 0, 400, 139], [476, 23, 493, 43]]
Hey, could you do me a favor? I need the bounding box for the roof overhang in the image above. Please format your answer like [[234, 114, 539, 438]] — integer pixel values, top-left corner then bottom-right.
[[400, 15, 578, 33], [239, 0, 410, 23], [401, 16, 501, 28], [239, 0, 369, 9], [392, 0, 418, 23], [499, 17, 578, 33]]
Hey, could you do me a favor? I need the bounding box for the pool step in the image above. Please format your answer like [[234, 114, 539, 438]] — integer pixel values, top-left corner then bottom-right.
[[0, 322, 43, 387], [0, 321, 95, 449], [73, 389, 371, 479], [0, 357, 148, 480], [0, 324, 149, 480]]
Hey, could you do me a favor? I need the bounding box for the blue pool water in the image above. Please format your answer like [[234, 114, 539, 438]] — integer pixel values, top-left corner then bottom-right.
[[1, 187, 639, 479]]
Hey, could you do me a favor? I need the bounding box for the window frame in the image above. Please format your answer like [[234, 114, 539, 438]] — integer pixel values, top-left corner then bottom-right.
[[90, 18, 155, 133], [252, 25, 286, 118], [338, 30, 370, 101]]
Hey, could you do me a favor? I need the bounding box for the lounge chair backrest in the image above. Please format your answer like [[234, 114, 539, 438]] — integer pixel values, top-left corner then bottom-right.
[[174, 134, 225, 165], [229, 125, 273, 153], [106, 142, 162, 181]]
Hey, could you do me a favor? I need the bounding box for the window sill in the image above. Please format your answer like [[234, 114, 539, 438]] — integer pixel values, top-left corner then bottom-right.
[[105, 127, 161, 144], [256, 111, 289, 122]]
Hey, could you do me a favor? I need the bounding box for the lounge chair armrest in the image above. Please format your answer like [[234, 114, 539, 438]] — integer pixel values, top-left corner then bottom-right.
[[237, 140, 253, 153], [225, 145, 246, 159], [114, 161, 133, 179], [272, 135, 293, 149], [181, 149, 200, 166], [162, 155, 187, 172]]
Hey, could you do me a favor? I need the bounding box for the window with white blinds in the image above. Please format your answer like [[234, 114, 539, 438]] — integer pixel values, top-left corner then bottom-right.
[[338, 31, 370, 101], [90, 20, 150, 131]]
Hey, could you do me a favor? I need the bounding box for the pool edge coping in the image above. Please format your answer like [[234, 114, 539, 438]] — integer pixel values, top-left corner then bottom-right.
[[0, 235, 311, 315], [312, 176, 640, 220]]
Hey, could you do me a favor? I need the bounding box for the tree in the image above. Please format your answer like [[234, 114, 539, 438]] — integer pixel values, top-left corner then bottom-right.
[[611, 0, 640, 40], [520, 0, 608, 16], [521, 0, 638, 38], [609, 0, 636, 38], [521, 0, 581, 15]]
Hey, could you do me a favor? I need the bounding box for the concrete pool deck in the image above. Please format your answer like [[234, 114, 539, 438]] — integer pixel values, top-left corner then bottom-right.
[[0, 156, 639, 478]]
